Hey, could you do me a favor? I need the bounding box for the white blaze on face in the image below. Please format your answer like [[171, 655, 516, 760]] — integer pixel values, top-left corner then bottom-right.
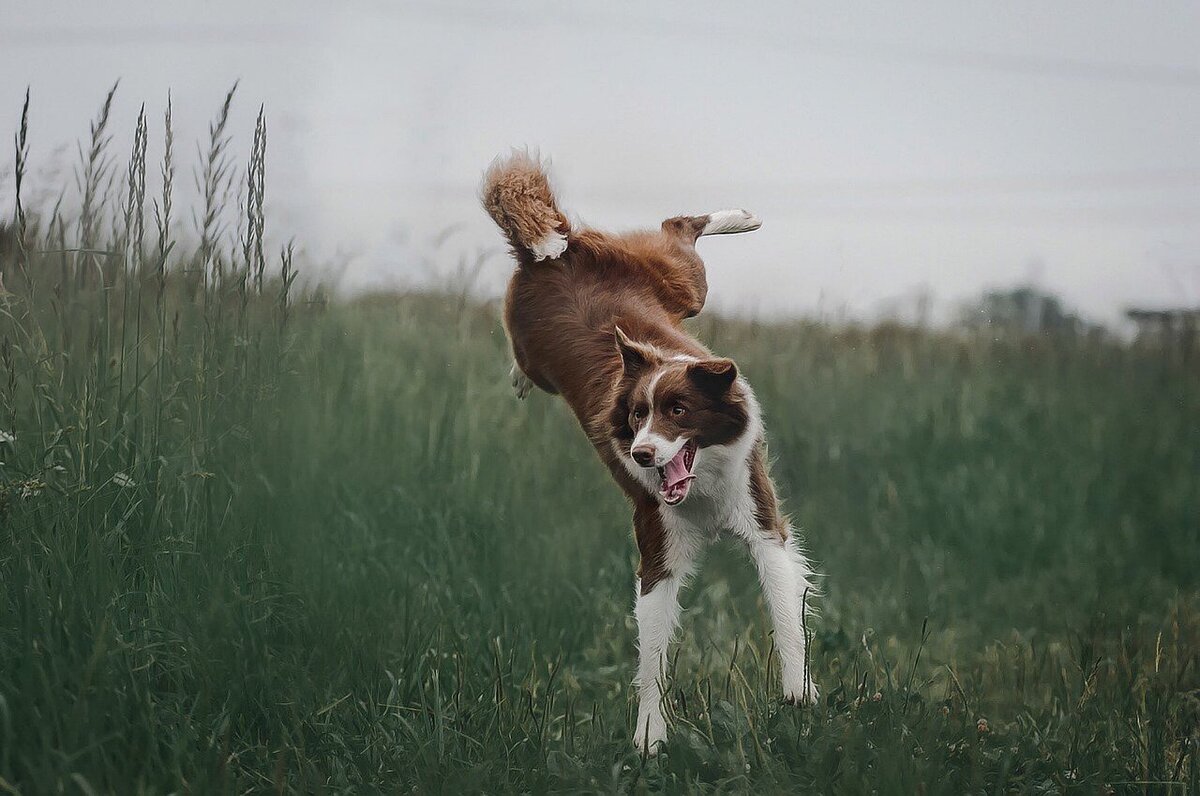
[[630, 367, 687, 467], [632, 424, 687, 467]]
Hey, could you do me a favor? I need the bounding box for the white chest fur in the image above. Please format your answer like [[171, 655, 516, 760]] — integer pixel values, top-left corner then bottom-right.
[[613, 383, 764, 539]]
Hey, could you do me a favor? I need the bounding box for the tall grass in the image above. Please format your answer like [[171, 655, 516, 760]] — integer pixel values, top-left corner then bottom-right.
[[1, 89, 1197, 793]]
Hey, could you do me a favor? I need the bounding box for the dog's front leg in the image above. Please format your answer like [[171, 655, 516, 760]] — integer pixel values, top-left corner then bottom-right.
[[746, 529, 819, 705], [631, 503, 698, 754], [633, 574, 682, 754]]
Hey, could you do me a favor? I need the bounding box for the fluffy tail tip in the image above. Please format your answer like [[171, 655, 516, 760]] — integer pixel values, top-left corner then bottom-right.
[[481, 151, 569, 262]]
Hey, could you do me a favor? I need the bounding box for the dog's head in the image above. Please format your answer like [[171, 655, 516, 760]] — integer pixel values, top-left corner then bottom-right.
[[608, 327, 751, 505]]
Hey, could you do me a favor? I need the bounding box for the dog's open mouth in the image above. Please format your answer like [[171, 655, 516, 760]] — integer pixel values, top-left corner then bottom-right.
[[657, 440, 697, 505]]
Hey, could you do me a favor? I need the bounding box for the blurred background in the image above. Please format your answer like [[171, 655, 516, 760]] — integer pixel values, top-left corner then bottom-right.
[[4, 0, 1199, 329], [2, 3, 1199, 791]]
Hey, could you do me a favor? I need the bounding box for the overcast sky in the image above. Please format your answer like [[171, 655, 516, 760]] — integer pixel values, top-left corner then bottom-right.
[[3, 1, 1199, 326]]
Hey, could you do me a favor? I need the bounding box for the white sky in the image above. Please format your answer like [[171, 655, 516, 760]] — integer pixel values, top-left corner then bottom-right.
[[3, 0, 1200, 326]]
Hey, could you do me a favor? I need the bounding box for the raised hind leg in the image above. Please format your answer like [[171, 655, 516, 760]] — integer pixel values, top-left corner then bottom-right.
[[659, 210, 762, 318]]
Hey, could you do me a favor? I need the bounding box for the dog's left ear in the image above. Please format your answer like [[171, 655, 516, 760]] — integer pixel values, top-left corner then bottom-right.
[[663, 209, 761, 243], [614, 326, 658, 376], [687, 358, 738, 393]]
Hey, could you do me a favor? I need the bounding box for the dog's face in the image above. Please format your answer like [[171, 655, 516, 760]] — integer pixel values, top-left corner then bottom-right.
[[609, 328, 750, 505]]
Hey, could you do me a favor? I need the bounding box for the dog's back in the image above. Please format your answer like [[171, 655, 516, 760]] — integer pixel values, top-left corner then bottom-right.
[[481, 152, 754, 429]]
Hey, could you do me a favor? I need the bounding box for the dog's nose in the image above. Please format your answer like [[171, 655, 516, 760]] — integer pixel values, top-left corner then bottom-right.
[[631, 446, 656, 467]]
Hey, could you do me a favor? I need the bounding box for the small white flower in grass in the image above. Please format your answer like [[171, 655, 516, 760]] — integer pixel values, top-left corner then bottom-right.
[[0, 430, 15, 444], [113, 472, 136, 488]]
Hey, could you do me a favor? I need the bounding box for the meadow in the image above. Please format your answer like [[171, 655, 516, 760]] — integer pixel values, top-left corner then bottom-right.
[[1, 91, 1198, 793]]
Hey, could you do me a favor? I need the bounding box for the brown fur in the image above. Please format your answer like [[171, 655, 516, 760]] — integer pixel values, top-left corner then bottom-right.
[[633, 496, 671, 591], [482, 154, 779, 593], [610, 356, 749, 451], [481, 151, 570, 264], [749, 441, 788, 542], [502, 226, 714, 436]]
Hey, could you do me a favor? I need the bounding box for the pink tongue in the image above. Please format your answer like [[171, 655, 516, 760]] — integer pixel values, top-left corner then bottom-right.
[[663, 448, 693, 488]]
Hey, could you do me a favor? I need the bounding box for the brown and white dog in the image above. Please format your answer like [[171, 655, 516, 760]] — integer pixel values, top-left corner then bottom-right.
[[481, 152, 818, 753]]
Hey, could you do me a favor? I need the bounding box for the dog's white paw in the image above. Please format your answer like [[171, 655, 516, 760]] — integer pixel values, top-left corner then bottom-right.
[[510, 363, 533, 399], [783, 679, 819, 707], [700, 208, 762, 236], [632, 711, 667, 756]]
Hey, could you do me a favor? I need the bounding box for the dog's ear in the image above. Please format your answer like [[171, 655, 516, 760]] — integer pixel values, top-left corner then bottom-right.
[[614, 326, 657, 376], [663, 209, 761, 243], [687, 358, 738, 393]]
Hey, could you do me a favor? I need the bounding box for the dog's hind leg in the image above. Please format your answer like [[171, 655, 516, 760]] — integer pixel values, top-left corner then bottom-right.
[[662, 209, 761, 244], [659, 210, 762, 318]]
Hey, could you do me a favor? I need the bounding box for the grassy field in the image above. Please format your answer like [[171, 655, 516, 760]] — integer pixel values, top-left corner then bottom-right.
[[1, 92, 1198, 793]]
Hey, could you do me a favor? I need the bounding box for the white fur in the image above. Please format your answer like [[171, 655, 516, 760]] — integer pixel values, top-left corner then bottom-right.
[[632, 515, 704, 754], [530, 230, 567, 260], [700, 209, 761, 237], [614, 438, 659, 495], [645, 368, 667, 406], [633, 576, 678, 753], [748, 531, 819, 703], [621, 380, 819, 751], [630, 367, 688, 466], [613, 378, 761, 505], [631, 426, 687, 468]]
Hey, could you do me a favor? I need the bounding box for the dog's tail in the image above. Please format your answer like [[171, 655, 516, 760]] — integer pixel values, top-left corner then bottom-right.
[[481, 151, 570, 264]]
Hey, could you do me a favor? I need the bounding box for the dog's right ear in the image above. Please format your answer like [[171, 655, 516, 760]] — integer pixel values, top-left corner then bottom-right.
[[687, 357, 738, 394], [614, 326, 657, 375]]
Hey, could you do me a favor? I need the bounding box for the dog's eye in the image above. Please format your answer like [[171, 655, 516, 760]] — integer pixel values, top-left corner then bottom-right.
[[632, 408, 645, 421], [671, 405, 686, 416]]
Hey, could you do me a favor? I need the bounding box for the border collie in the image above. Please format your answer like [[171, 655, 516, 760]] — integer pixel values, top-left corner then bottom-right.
[[481, 152, 818, 753]]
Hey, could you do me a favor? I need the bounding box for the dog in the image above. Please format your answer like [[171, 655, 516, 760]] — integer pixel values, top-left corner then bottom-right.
[[481, 152, 818, 753]]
